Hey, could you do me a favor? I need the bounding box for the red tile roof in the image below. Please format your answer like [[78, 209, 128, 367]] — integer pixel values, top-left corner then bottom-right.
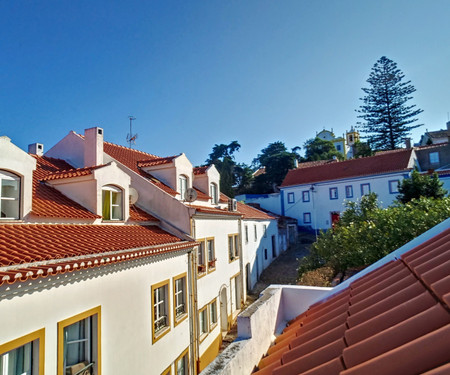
[[253, 227, 450, 375], [137, 155, 177, 168], [296, 159, 337, 169], [41, 164, 106, 181], [194, 187, 211, 201], [104, 142, 178, 196], [188, 205, 242, 217], [31, 156, 100, 219], [193, 166, 209, 175], [237, 201, 276, 220], [129, 205, 158, 222], [281, 149, 414, 187], [0, 224, 194, 285]]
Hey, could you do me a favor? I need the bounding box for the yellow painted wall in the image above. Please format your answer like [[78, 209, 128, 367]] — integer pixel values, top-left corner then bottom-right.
[[198, 334, 222, 372]]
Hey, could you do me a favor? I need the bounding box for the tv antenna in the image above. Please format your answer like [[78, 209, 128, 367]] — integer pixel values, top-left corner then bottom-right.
[[126, 116, 138, 148]]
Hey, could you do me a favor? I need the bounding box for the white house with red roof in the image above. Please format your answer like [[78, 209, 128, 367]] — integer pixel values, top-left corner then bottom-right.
[[42, 127, 289, 371], [0, 134, 199, 374]]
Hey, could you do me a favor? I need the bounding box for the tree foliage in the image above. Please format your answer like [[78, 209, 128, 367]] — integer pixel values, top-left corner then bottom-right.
[[397, 170, 447, 203], [234, 163, 254, 195], [352, 140, 373, 158], [298, 194, 450, 277], [205, 141, 241, 197], [356, 56, 423, 150], [303, 137, 343, 161], [252, 141, 299, 194]]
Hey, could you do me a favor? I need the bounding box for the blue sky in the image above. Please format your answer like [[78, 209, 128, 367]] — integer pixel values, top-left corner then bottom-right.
[[1, 0, 449, 166]]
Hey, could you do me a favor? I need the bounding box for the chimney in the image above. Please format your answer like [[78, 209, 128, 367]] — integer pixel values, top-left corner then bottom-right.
[[405, 138, 411, 149], [28, 143, 44, 156], [84, 127, 104, 167], [294, 159, 299, 168]]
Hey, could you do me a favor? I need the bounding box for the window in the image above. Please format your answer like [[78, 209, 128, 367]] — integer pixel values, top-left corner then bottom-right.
[[179, 175, 187, 200], [228, 234, 239, 261], [209, 299, 218, 330], [303, 212, 311, 224], [361, 183, 371, 196], [210, 183, 218, 205], [264, 248, 268, 260], [329, 187, 338, 200], [206, 238, 216, 271], [429, 152, 439, 164], [287, 192, 295, 204], [271, 235, 276, 258], [175, 348, 189, 375], [173, 274, 187, 325], [199, 307, 208, 341], [152, 281, 170, 342], [245, 225, 248, 243], [0, 170, 20, 220], [197, 239, 206, 274], [102, 185, 123, 220], [349, 135, 353, 142], [336, 144, 341, 151], [0, 329, 44, 375], [58, 307, 100, 375], [263, 225, 267, 238], [389, 180, 400, 194], [302, 190, 310, 202], [254, 225, 257, 241], [345, 185, 353, 198]]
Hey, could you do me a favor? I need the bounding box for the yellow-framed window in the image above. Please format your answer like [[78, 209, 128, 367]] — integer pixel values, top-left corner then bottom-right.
[[198, 305, 209, 342], [206, 237, 216, 272], [174, 348, 189, 375], [152, 280, 171, 343], [208, 298, 218, 331], [0, 328, 45, 375], [57, 306, 101, 375], [161, 365, 172, 375], [197, 239, 206, 275], [228, 234, 239, 262], [173, 273, 188, 326]]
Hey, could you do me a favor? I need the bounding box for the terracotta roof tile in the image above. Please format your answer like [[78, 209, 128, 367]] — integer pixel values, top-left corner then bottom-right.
[[137, 155, 177, 168], [129, 205, 158, 222], [41, 164, 107, 181], [281, 149, 414, 187], [188, 205, 242, 217], [253, 226, 450, 375], [194, 187, 211, 201], [193, 166, 209, 175], [0, 224, 194, 285], [237, 201, 276, 220]]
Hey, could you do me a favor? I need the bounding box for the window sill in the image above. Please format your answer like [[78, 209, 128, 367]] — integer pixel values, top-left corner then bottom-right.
[[153, 325, 171, 344], [228, 257, 239, 264], [209, 323, 218, 332], [174, 313, 188, 327], [207, 266, 216, 274], [199, 332, 208, 343], [0, 219, 22, 223]]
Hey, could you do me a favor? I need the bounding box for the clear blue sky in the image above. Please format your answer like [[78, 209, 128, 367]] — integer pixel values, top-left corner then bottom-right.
[[1, 0, 449, 166]]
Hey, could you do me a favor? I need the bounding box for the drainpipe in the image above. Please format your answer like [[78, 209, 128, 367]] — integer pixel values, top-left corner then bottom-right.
[[238, 217, 245, 306], [189, 217, 199, 374]]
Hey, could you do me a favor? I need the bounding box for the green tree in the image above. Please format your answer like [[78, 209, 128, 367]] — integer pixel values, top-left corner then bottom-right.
[[252, 142, 299, 193], [352, 140, 373, 158], [234, 163, 254, 195], [205, 141, 241, 197], [357, 56, 423, 150], [303, 137, 343, 161], [397, 170, 447, 203]]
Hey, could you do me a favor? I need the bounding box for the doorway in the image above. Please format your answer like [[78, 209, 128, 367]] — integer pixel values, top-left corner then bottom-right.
[[219, 287, 228, 332]]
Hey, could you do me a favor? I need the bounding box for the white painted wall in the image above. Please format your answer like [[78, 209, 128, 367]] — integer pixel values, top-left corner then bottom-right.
[[193, 165, 220, 203], [0, 136, 37, 219], [45, 131, 85, 168], [0, 251, 192, 375]]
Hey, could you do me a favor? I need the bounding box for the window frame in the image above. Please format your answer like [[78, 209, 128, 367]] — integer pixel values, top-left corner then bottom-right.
[[244, 224, 248, 243], [206, 237, 216, 272], [57, 306, 101, 375], [173, 273, 188, 326], [0, 328, 45, 375], [329, 187, 338, 200], [345, 185, 353, 198], [303, 212, 312, 224], [254, 224, 257, 241], [287, 192, 295, 204], [208, 299, 218, 331], [429, 152, 440, 164], [174, 347, 189, 375], [151, 280, 171, 343], [0, 170, 21, 220], [389, 180, 400, 194], [198, 306, 208, 343], [302, 190, 310, 202], [228, 234, 239, 262], [361, 183, 371, 196], [210, 183, 218, 205], [197, 239, 206, 276], [179, 175, 188, 200], [263, 225, 267, 238], [102, 185, 123, 221]]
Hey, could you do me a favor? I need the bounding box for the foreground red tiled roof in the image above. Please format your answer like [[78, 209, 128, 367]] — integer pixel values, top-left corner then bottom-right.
[[31, 156, 100, 219], [104, 142, 178, 196], [237, 201, 276, 220], [254, 227, 450, 375], [129, 205, 158, 222], [137, 155, 177, 168], [41, 164, 107, 181], [193, 166, 209, 175], [281, 149, 414, 187], [0, 224, 194, 286]]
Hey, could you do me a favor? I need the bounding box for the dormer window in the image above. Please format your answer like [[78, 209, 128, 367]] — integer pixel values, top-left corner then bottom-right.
[[102, 185, 123, 220], [179, 175, 188, 200], [210, 183, 218, 205], [0, 170, 20, 219]]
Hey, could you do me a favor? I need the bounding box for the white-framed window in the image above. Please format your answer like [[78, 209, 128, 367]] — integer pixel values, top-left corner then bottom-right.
[[361, 183, 371, 196], [329, 187, 338, 200], [179, 175, 188, 200], [58, 307, 100, 375], [0, 170, 20, 220], [197, 239, 206, 274], [209, 299, 218, 329], [389, 180, 400, 194], [102, 185, 123, 220], [303, 212, 312, 224], [302, 190, 310, 202], [152, 281, 170, 342], [228, 234, 239, 261], [345, 185, 353, 198], [254, 224, 257, 241], [287, 192, 295, 204], [429, 152, 440, 164], [210, 183, 218, 205], [173, 274, 187, 324], [207, 238, 216, 270], [175, 348, 189, 375]]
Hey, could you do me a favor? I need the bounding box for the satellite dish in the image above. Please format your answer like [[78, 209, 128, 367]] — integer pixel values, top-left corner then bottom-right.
[[129, 187, 139, 205], [184, 188, 197, 203]]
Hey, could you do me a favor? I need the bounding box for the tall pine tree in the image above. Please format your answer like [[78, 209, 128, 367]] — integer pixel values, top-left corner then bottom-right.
[[356, 56, 423, 150]]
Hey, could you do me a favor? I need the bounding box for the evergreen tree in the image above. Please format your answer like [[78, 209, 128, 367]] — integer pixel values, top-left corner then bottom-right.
[[357, 56, 423, 150], [397, 170, 447, 203]]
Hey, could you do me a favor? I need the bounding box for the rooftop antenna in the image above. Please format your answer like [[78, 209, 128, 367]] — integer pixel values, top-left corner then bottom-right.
[[126, 116, 138, 148]]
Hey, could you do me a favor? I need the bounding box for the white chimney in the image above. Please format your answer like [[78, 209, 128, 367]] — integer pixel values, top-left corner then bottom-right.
[[84, 127, 104, 167], [28, 143, 44, 156]]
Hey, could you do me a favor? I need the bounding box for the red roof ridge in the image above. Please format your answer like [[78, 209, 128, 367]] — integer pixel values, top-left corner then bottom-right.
[[193, 165, 210, 175], [41, 163, 109, 181], [103, 140, 160, 159], [137, 155, 179, 168]]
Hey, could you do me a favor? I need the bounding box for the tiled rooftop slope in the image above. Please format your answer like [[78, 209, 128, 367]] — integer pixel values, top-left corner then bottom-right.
[[254, 227, 450, 375]]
